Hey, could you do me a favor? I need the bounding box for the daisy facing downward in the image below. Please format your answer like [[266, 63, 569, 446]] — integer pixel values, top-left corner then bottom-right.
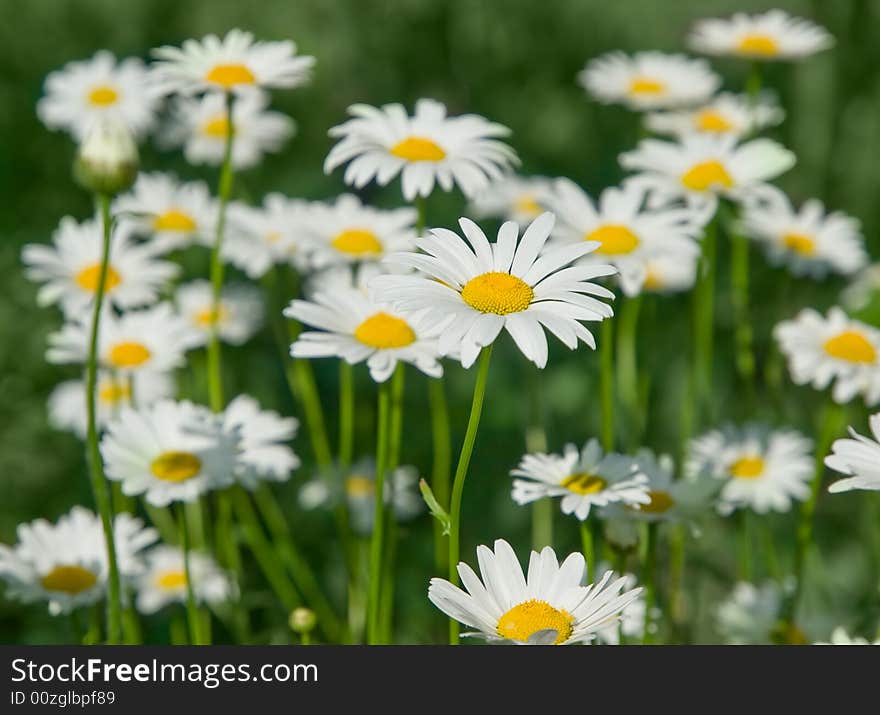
[[824, 412, 880, 494]]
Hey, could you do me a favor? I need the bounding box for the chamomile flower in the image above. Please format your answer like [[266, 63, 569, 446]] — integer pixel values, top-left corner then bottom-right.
[[324, 98, 518, 200], [151, 29, 315, 96], [578, 51, 720, 111], [716, 582, 794, 645], [686, 425, 813, 515], [175, 280, 263, 347], [511, 439, 650, 521], [135, 545, 232, 614], [645, 92, 784, 138], [468, 175, 555, 224], [428, 539, 643, 645], [162, 90, 294, 169], [841, 263, 880, 312], [824, 413, 880, 494], [640, 253, 698, 294], [689, 11, 833, 61], [37, 51, 160, 140], [48, 370, 175, 439], [621, 134, 796, 220], [594, 572, 646, 645], [100, 400, 239, 507], [47, 303, 202, 375], [544, 179, 701, 297], [114, 173, 215, 253], [22, 216, 177, 318], [774, 307, 880, 405], [0, 507, 157, 615], [741, 190, 867, 279], [815, 628, 880, 645], [373, 212, 615, 369]]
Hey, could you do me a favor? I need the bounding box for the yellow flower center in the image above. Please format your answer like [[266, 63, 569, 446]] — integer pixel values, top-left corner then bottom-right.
[[695, 109, 735, 133], [390, 136, 446, 162], [202, 115, 231, 138], [354, 312, 416, 349], [150, 451, 202, 482], [823, 330, 877, 364], [782, 232, 816, 256], [108, 341, 151, 368], [628, 77, 666, 96], [87, 85, 119, 106], [461, 272, 534, 315], [639, 490, 675, 513], [643, 268, 663, 291], [153, 210, 197, 232], [681, 160, 734, 192], [497, 599, 574, 644], [205, 63, 256, 87], [41, 565, 98, 595], [194, 305, 229, 328], [75, 263, 121, 293], [266, 231, 282, 244], [156, 570, 187, 591], [561, 473, 607, 495], [346, 474, 375, 497], [331, 228, 383, 256], [514, 195, 543, 217], [770, 621, 809, 645], [586, 224, 640, 255], [730, 456, 765, 479], [98, 379, 131, 405], [737, 33, 780, 57]]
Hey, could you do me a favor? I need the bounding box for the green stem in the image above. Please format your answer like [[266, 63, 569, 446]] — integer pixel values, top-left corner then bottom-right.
[[178, 503, 205, 645], [580, 521, 595, 583], [616, 295, 642, 447], [737, 510, 753, 581], [339, 362, 355, 471], [214, 491, 250, 643], [428, 378, 451, 572], [641, 523, 658, 644], [668, 523, 686, 631], [693, 215, 717, 426], [527, 370, 552, 549], [367, 376, 392, 644], [731, 225, 755, 397], [290, 359, 334, 471], [600, 318, 615, 451], [448, 346, 493, 645]]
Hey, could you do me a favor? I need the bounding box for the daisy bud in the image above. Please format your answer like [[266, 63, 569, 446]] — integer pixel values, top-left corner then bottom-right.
[[289, 607, 317, 635], [74, 117, 139, 196]]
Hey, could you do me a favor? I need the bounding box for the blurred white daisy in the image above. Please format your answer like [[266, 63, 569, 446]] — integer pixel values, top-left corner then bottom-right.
[[815, 627, 880, 645], [578, 51, 720, 111], [151, 29, 315, 96], [22, 216, 177, 319], [774, 307, 880, 405], [716, 582, 798, 645], [640, 253, 699, 294], [175, 279, 263, 347], [645, 92, 784, 138], [135, 545, 232, 614], [594, 572, 645, 644], [511, 439, 650, 521], [825, 413, 880, 494], [37, 51, 160, 140], [374, 212, 615, 369], [429, 539, 642, 645], [468, 175, 555, 225], [689, 10, 833, 61], [687, 425, 813, 515], [841, 263, 880, 312], [324, 98, 518, 200], [0, 507, 157, 615]]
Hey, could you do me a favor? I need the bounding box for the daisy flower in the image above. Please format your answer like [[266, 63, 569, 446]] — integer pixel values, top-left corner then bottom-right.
[[468, 175, 555, 224], [841, 263, 880, 312], [373, 212, 616, 369], [716, 582, 800, 645], [741, 190, 867, 279], [689, 11, 833, 61], [175, 279, 264, 347], [135, 545, 232, 614], [22, 216, 178, 318], [815, 627, 880, 645], [578, 52, 720, 111], [114, 173, 216, 253], [0, 507, 157, 615], [511, 439, 650, 521], [48, 370, 175, 439], [544, 179, 702, 297], [428, 539, 642, 645], [774, 307, 880, 405], [687, 424, 813, 515], [100, 400, 239, 507], [640, 253, 698, 294], [324, 98, 518, 200], [47, 303, 202, 375], [594, 572, 646, 644], [824, 413, 880, 494], [37, 51, 160, 140], [645, 92, 784, 138], [161, 90, 294, 169], [151, 29, 315, 96], [620, 134, 796, 220]]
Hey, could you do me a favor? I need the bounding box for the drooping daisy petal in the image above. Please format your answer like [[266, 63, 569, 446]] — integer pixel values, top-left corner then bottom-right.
[[825, 413, 880, 493]]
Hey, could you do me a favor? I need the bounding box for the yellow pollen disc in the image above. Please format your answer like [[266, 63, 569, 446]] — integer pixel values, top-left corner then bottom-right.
[[681, 160, 734, 192], [98, 380, 131, 405], [514, 195, 543, 217], [346, 474, 375, 497], [266, 231, 282, 244], [150, 451, 202, 483], [153, 210, 197, 232], [730, 456, 765, 479], [205, 63, 256, 87], [390, 136, 446, 162], [194, 305, 229, 328], [586, 224, 640, 255], [75, 263, 121, 293], [497, 599, 574, 644], [640, 490, 675, 513], [87, 85, 119, 106], [823, 330, 877, 364], [156, 570, 187, 590], [331, 228, 383, 256], [108, 341, 151, 368], [561, 473, 607, 495], [41, 565, 97, 595], [771, 621, 809, 645], [354, 312, 416, 349], [628, 77, 666, 96], [782, 232, 816, 256], [202, 115, 231, 138], [461, 272, 534, 315], [737, 33, 780, 57], [695, 109, 735, 133]]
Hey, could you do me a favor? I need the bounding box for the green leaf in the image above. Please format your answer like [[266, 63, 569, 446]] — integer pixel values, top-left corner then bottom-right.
[[419, 478, 450, 536]]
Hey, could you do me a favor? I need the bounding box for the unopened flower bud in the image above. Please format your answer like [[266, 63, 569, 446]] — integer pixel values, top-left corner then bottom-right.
[[73, 117, 139, 196], [289, 607, 317, 634]]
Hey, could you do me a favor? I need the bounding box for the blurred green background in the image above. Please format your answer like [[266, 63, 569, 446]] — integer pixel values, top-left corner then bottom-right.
[[1, 0, 879, 644]]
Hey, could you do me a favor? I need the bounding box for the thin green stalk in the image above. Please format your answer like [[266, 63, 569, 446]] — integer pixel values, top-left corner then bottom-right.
[[367, 377, 392, 644], [737, 510, 753, 581], [600, 318, 615, 451], [177, 503, 205, 645], [731, 226, 755, 394], [290, 359, 334, 471], [169, 610, 188, 646], [580, 521, 595, 583], [428, 378, 451, 572], [448, 345, 493, 645], [668, 523, 686, 630], [214, 491, 250, 642], [641, 523, 658, 644], [763, 521, 781, 580], [69, 611, 83, 645], [339, 361, 355, 471], [616, 295, 642, 447], [693, 215, 718, 425], [527, 370, 552, 549]]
